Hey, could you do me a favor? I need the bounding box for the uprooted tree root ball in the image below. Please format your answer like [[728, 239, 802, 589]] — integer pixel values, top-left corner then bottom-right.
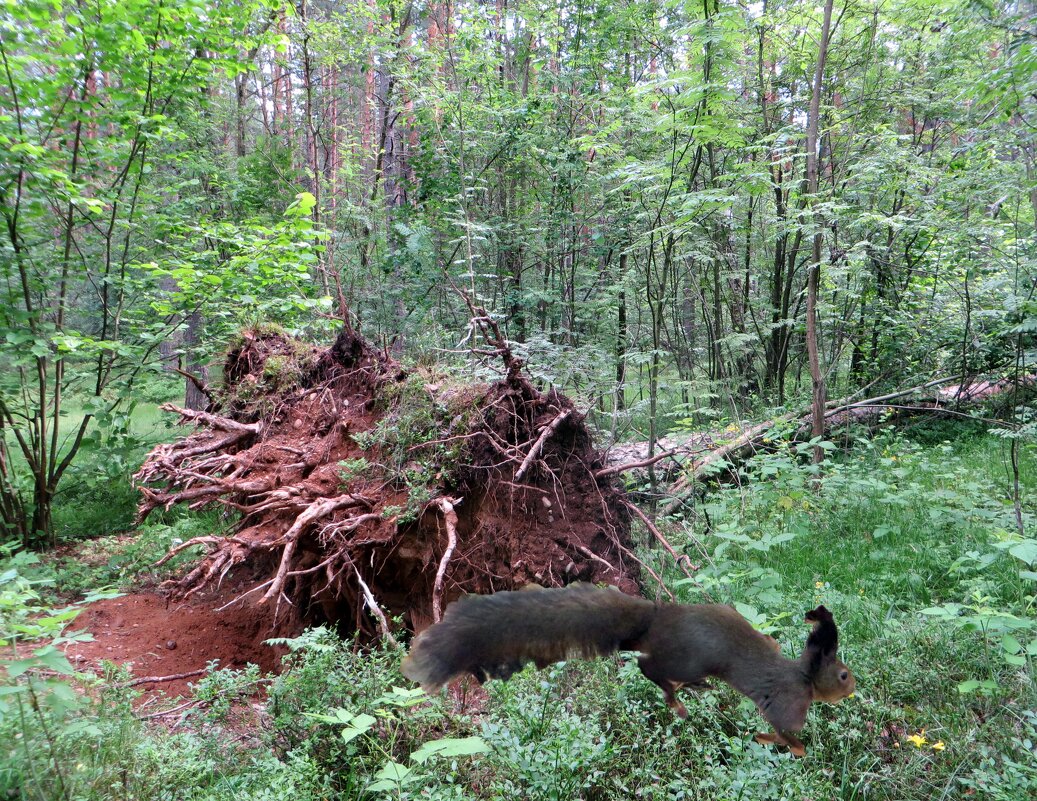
[[135, 325, 641, 636]]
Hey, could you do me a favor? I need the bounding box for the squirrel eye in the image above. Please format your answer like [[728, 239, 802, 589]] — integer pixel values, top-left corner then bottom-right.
[[839, 670, 849, 682]]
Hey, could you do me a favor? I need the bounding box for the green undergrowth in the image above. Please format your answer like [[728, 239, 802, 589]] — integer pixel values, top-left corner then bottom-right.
[[2, 430, 1036, 799], [30, 507, 226, 603], [647, 430, 1037, 800]]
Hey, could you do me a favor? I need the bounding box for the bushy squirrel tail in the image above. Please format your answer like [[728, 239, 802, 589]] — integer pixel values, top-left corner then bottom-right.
[[402, 584, 656, 691]]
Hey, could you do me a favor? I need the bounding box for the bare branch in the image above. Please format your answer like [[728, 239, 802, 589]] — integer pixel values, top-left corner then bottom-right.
[[352, 563, 399, 648]]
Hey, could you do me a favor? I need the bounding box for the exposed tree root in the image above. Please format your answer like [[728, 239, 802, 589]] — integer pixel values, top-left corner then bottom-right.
[[431, 497, 460, 623], [136, 325, 640, 637], [514, 410, 571, 482]]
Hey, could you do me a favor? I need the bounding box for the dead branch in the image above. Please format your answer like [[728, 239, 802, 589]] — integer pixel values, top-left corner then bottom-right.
[[352, 563, 399, 648], [624, 501, 704, 580], [514, 410, 571, 482], [122, 669, 208, 687], [137, 699, 204, 721], [661, 418, 784, 516], [659, 373, 976, 516], [447, 281, 525, 381], [173, 368, 214, 403], [596, 444, 709, 479], [610, 541, 674, 602], [825, 374, 964, 414], [431, 497, 461, 623], [574, 544, 616, 573]]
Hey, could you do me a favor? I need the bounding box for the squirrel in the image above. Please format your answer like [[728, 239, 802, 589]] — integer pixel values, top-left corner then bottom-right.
[[402, 584, 855, 757]]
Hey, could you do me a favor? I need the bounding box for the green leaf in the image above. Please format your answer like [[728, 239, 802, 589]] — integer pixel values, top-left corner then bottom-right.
[[367, 760, 413, 790], [5, 658, 35, 678], [375, 685, 427, 708], [32, 646, 75, 675], [1002, 633, 1022, 655], [341, 713, 377, 744], [410, 736, 490, 764], [1008, 541, 1037, 566]]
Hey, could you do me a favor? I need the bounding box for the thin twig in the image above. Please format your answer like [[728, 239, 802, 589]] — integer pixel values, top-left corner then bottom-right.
[[137, 699, 203, 720], [625, 501, 711, 577], [352, 563, 399, 648], [611, 542, 675, 602], [574, 544, 615, 572], [596, 444, 709, 479]]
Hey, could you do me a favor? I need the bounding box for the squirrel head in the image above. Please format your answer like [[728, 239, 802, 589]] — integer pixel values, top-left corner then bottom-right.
[[802, 605, 856, 703]]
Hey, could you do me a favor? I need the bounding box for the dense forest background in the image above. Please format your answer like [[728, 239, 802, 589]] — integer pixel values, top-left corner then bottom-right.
[[2, 1, 1037, 800], [2, 0, 1035, 546]]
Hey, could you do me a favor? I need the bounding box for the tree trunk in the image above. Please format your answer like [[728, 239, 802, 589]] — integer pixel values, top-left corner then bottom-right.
[[184, 311, 209, 411], [804, 0, 835, 467]]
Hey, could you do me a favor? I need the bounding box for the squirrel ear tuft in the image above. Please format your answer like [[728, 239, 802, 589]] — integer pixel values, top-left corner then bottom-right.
[[804, 605, 834, 626]]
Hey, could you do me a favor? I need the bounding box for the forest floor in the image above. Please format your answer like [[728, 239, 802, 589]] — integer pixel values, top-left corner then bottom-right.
[[4, 419, 1036, 801]]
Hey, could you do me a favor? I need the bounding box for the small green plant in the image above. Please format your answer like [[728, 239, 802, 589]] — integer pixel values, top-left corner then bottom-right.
[[193, 662, 266, 722], [308, 688, 489, 798], [481, 668, 612, 801], [0, 548, 122, 799], [338, 456, 371, 486]]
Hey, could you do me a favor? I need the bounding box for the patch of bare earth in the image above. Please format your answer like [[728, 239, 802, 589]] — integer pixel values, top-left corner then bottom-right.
[[66, 580, 289, 699]]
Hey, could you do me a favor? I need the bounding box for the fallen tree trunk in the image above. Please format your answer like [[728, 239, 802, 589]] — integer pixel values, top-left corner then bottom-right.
[[658, 372, 1026, 516]]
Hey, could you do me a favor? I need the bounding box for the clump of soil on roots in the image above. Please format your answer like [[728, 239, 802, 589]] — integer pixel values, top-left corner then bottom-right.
[[135, 325, 640, 640]]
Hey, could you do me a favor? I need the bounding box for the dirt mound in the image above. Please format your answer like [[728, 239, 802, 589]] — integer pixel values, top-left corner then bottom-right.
[[67, 584, 290, 698], [134, 323, 640, 638]]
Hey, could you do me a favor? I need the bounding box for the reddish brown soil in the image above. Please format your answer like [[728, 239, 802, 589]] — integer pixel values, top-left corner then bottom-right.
[[66, 583, 292, 698]]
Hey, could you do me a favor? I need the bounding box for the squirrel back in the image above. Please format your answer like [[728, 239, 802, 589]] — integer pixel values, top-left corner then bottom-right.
[[402, 584, 855, 756]]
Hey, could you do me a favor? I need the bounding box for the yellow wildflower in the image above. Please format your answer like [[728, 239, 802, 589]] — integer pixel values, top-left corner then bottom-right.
[[931, 741, 945, 751], [815, 581, 824, 589], [906, 731, 928, 748]]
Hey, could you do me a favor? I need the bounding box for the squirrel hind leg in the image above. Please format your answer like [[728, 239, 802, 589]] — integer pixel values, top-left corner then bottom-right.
[[755, 731, 806, 758], [638, 655, 690, 719], [661, 682, 689, 719]]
